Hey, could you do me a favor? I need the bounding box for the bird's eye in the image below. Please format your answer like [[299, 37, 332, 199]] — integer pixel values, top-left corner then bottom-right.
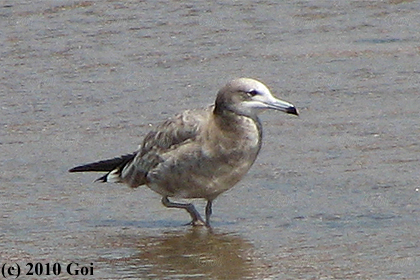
[[247, 89, 258, 97]]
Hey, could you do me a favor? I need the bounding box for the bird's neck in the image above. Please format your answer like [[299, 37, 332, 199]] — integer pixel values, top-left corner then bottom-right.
[[212, 108, 262, 142]]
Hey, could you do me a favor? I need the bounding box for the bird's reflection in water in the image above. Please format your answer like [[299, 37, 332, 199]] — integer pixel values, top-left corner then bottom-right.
[[97, 228, 264, 279]]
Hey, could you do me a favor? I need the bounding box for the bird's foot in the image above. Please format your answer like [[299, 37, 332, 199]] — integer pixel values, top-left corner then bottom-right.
[[184, 219, 211, 228]]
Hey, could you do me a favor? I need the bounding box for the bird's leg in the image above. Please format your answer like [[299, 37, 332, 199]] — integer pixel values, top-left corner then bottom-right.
[[161, 196, 205, 226], [205, 200, 213, 227]]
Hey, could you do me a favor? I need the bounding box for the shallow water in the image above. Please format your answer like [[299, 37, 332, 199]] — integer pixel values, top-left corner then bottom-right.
[[1, 0, 420, 279]]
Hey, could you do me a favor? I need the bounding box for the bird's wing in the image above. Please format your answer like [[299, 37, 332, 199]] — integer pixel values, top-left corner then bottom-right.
[[118, 109, 209, 187], [139, 109, 206, 156]]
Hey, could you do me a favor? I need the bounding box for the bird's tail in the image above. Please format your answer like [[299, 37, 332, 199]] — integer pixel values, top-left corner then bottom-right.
[[69, 153, 137, 182]]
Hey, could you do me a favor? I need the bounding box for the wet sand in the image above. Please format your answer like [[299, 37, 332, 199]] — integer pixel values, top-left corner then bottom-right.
[[1, 1, 420, 279]]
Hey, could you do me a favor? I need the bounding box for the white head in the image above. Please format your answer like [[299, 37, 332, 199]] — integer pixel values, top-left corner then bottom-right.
[[214, 78, 298, 117]]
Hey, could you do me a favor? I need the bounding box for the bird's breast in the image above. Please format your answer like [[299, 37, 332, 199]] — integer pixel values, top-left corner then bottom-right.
[[205, 115, 262, 158], [146, 114, 262, 199]]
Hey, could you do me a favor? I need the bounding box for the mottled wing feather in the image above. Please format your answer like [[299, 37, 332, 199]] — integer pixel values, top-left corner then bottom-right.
[[119, 109, 207, 187], [140, 110, 203, 157]]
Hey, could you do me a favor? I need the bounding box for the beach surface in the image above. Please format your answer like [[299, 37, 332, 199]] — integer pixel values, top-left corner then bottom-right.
[[1, 1, 420, 279]]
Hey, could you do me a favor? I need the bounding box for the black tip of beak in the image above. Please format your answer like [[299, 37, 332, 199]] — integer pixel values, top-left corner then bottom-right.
[[287, 106, 299, 116]]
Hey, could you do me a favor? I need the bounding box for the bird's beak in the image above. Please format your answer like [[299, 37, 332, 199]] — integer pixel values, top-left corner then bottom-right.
[[266, 97, 299, 116]]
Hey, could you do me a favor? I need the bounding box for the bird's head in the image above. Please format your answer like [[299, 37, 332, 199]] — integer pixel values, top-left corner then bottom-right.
[[214, 78, 298, 117]]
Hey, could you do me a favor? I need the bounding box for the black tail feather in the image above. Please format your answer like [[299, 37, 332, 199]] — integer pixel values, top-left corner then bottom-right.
[[95, 174, 109, 183], [69, 153, 137, 173]]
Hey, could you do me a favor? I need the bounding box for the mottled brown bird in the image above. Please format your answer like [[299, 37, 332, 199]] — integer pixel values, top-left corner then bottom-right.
[[69, 78, 298, 227]]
